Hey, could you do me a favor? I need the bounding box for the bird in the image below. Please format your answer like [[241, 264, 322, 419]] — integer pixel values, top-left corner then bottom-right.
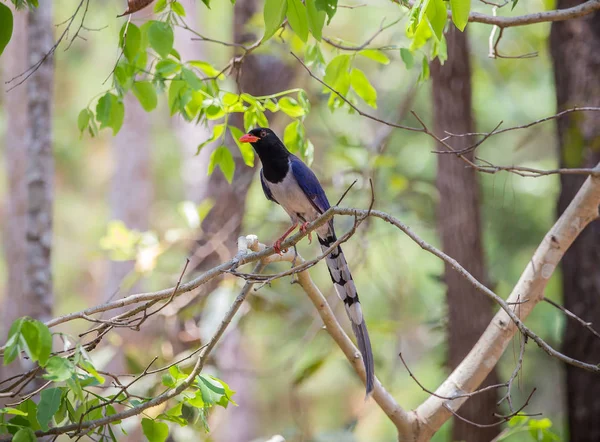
[[239, 127, 375, 395]]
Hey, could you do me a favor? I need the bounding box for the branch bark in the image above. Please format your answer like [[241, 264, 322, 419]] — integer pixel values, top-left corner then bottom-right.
[[414, 162, 600, 440], [400, 0, 600, 28]]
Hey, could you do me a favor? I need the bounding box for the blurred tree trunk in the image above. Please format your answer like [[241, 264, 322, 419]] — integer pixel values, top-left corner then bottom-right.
[[170, 1, 294, 440], [431, 25, 500, 441], [1, 10, 29, 385], [550, 4, 600, 441], [1, 4, 54, 387], [173, 0, 212, 201], [104, 91, 153, 376], [105, 92, 152, 299], [26, 0, 54, 326]]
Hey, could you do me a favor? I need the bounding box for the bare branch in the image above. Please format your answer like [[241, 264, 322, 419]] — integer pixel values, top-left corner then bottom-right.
[[399, 0, 600, 29], [415, 161, 600, 440], [543, 296, 600, 340], [292, 51, 600, 178], [0, 258, 266, 441]]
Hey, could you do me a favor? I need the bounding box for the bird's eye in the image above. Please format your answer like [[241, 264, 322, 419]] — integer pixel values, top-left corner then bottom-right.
[[260, 130, 267, 138]]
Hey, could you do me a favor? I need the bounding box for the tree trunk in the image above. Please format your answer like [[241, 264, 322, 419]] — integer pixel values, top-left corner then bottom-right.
[[550, 4, 600, 441], [431, 25, 500, 441], [105, 92, 152, 299], [25, 0, 54, 323], [172, 1, 294, 440], [0, 3, 54, 391], [1, 9, 29, 385]]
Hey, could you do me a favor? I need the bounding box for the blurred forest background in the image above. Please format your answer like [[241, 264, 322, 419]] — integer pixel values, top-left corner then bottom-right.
[[0, 0, 599, 441]]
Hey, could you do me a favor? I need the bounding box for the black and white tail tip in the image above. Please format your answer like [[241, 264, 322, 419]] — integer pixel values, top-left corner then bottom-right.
[[318, 232, 375, 396]]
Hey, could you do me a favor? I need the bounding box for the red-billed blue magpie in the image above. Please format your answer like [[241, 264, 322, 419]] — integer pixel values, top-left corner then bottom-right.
[[239, 127, 375, 395]]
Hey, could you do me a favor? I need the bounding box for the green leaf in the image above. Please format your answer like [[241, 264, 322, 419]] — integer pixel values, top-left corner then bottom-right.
[[420, 55, 430, 82], [212, 376, 237, 407], [120, 23, 141, 62], [0, 3, 13, 57], [306, 0, 325, 41], [426, 0, 447, 41], [20, 320, 41, 363], [154, 0, 167, 13], [298, 90, 311, 114], [305, 42, 325, 68], [229, 125, 255, 167], [450, 0, 469, 31], [263, 0, 287, 41], [37, 388, 62, 431], [188, 60, 223, 79], [278, 96, 305, 117], [13, 428, 36, 442], [400, 48, 414, 69], [79, 360, 105, 384], [315, 0, 337, 24], [350, 68, 377, 108], [324, 54, 350, 84], [508, 415, 528, 428], [171, 1, 186, 16], [408, 7, 433, 51], [287, 0, 309, 42], [43, 356, 75, 382], [33, 321, 51, 367], [0, 407, 28, 416], [208, 146, 235, 183], [96, 93, 125, 135], [155, 59, 181, 76], [182, 67, 203, 90], [141, 418, 169, 442], [19, 399, 41, 430], [323, 54, 351, 99], [133, 81, 158, 112], [77, 109, 91, 135], [148, 21, 174, 58], [4, 317, 24, 365], [283, 120, 302, 153], [359, 49, 390, 65], [167, 80, 189, 116], [197, 124, 225, 153]]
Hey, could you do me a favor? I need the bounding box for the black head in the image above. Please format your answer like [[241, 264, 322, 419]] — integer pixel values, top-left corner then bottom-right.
[[239, 127, 280, 147], [239, 127, 289, 160], [239, 127, 290, 181]]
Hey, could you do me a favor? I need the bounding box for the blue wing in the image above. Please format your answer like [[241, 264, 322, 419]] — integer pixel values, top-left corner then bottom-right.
[[260, 169, 277, 204], [290, 155, 331, 214]]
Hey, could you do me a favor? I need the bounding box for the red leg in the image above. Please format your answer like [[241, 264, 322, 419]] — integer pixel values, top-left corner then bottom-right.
[[273, 223, 297, 255], [300, 222, 312, 244]]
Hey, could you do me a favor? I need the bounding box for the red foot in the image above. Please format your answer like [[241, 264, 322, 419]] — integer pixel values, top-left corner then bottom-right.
[[273, 223, 298, 255], [273, 239, 284, 255], [300, 222, 312, 244]]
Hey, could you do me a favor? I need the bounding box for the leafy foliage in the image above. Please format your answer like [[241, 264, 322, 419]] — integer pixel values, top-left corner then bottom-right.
[[1, 317, 236, 441], [497, 416, 561, 441]]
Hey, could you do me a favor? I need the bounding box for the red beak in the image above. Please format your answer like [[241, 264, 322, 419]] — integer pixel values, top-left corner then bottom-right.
[[239, 134, 260, 143]]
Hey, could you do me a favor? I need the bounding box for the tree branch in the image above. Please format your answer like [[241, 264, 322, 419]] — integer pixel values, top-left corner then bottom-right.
[[399, 0, 600, 29], [414, 161, 600, 441]]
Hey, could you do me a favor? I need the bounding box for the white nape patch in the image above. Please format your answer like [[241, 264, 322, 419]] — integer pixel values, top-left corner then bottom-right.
[[345, 302, 364, 324]]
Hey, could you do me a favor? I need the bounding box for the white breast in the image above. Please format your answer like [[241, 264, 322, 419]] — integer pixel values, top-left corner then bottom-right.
[[267, 161, 321, 224]]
